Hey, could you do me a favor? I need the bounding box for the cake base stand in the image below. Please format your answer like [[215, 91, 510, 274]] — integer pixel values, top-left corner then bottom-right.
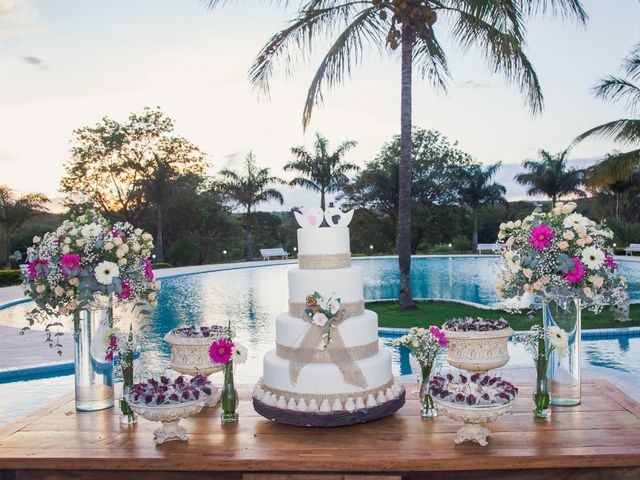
[[252, 389, 406, 427]]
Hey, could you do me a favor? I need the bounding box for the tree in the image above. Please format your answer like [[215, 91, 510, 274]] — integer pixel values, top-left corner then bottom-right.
[[61, 107, 208, 231], [514, 149, 585, 203], [207, 0, 587, 309], [457, 163, 506, 253], [217, 153, 284, 260], [343, 128, 474, 250], [0, 185, 48, 266], [285, 133, 358, 210], [573, 43, 640, 185]]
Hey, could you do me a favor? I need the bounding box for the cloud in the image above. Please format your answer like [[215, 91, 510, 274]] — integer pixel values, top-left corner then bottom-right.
[[22, 55, 45, 69], [0, 0, 41, 39], [460, 80, 493, 89]]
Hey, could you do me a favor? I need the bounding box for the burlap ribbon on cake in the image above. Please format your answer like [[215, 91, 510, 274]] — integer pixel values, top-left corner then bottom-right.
[[297, 253, 351, 269], [286, 300, 369, 389]]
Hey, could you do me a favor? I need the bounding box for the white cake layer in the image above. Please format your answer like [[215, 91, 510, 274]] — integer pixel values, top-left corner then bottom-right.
[[262, 348, 393, 395], [297, 227, 350, 255], [288, 266, 363, 303], [275, 310, 379, 349]]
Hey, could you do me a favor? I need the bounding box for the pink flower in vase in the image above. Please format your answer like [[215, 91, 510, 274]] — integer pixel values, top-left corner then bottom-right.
[[59, 253, 81, 276], [105, 335, 118, 362], [27, 258, 48, 279], [143, 259, 154, 280], [528, 224, 555, 250], [116, 280, 132, 300], [429, 326, 448, 346], [209, 338, 234, 364], [564, 258, 586, 284]]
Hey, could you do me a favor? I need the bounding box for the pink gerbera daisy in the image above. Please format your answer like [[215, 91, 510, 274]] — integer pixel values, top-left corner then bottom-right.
[[604, 254, 617, 270], [209, 338, 234, 364], [528, 224, 555, 250], [564, 258, 586, 284], [60, 253, 81, 276], [27, 258, 48, 279], [429, 326, 448, 347]]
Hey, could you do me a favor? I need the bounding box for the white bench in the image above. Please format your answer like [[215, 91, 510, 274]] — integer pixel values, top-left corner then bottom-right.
[[477, 243, 499, 254], [260, 248, 289, 261], [625, 243, 640, 256]]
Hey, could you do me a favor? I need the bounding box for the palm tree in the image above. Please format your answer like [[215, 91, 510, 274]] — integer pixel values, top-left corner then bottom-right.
[[218, 153, 284, 260], [0, 185, 48, 267], [285, 133, 359, 210], [573, 43, 640, 185], [206, 0, 587, 308], [514, 149, 585, 203], [458, 163, 506, 253]]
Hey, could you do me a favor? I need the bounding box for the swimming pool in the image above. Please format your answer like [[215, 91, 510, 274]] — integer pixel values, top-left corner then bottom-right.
[[1, 256, 639, 425]]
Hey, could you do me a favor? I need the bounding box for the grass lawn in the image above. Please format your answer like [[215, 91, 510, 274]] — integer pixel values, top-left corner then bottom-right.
[[367, 300, 640, 331]]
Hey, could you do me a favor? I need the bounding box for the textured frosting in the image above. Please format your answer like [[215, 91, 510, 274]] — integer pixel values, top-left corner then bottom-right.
[[288, 266, 363, 303], [297, 227, 350, 255], [262, 349, 393, 395], [275, 310, 379, 349]]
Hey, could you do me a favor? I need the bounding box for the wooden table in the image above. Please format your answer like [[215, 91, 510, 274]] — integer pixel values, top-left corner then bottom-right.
[[1, 380, 639, 480]]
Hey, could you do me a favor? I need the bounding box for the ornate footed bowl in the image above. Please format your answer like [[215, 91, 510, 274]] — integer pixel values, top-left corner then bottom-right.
[[127, 397, 209, 444], [442, 328, 513, 374], [433, 399, 514, 446]]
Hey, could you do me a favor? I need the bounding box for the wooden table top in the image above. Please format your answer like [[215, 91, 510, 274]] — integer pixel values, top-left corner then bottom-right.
[[1, 380, 639, 474]]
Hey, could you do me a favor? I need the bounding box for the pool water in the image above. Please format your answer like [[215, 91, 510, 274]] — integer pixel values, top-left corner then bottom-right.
[[1, 256, 639, 425]]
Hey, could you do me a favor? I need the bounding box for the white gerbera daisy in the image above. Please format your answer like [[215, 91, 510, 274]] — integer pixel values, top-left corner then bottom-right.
[[581, 246, 605, 270], [81, 222, 102, 238], [232, 342, 248, 364], [563, 213, 585, 229], [546, 326, 568, 351], [94, 261, 120, 285]]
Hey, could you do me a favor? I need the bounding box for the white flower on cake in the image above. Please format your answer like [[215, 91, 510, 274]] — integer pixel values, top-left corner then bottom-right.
[[94, 261, 120, 285], [81, 222, 102, 238], [581, 246, 605, 270], [312, 312, 329, 327]]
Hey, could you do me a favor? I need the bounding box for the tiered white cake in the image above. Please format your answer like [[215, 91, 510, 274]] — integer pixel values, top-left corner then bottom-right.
[[253, 219, 405, 425]]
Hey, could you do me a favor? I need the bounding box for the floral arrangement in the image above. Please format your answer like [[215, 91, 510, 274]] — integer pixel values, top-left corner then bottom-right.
[[391, 326, 448, 367], [304, 291, 342, 349], [429, 373, 518, 406], [209, 336, 248, 365], [209, 324, 247, 423], [495, 202, 627, 311], [22, 210, 160, 327], [128, 375, 213, 406], [442, 317, 510, 332]]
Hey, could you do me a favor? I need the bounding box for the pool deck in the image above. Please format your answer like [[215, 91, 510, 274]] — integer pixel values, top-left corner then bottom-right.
[[1, 381, 639, 479]]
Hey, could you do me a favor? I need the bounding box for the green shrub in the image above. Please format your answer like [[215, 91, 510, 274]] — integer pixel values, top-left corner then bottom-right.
[[429, 243, 453, 254], [152, 262, 173, 270], [451, 235, 471, 252], [0, 270, 22, 287]]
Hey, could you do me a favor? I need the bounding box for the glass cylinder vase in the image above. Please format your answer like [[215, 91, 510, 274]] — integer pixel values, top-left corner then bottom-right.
[[73, 301, 114, 412], [543, 298, 581, 406], [419, 364, 436, 418], [533, 342, 551, 418], [220, 361, 238, 423]]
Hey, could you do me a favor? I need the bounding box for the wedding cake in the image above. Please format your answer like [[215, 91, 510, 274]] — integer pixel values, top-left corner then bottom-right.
[[253, 206, 405, 426]]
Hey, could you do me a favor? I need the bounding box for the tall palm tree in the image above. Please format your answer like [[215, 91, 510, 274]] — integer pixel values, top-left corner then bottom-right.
[[573, 43, 640, 185], [458, 163, 506, 253], [207, 0, 587, 308], [0, 185, 48, 267], [285, 133, 358, 210], [218, 153, 284, 260], [514, 149, 585, 203]]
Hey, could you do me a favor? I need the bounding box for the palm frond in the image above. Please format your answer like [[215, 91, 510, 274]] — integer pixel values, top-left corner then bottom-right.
[[588, 149, 640, 185], [593, 76, 640, 110], [413, 28, 450, 90], [624, 44, 640, 80], [521, 0, 588, 23], [573, 119, 640, 147]]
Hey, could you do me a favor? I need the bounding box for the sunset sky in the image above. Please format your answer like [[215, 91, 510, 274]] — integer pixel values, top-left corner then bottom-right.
[[1, 0, 639, 208]]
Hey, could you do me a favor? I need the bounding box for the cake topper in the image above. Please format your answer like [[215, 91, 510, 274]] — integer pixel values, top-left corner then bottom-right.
[[294, 204, 354, 228], [293, 206, 324, 228], [324, 203, 354, 228]]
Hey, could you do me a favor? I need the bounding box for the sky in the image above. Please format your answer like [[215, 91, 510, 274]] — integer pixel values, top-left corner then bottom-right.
[[0, 0, 639, 210]]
